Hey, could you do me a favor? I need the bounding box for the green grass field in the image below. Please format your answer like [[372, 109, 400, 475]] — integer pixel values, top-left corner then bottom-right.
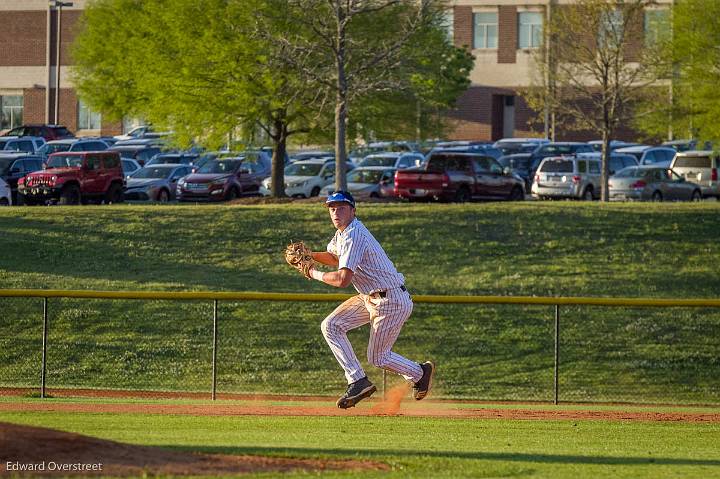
[[1, 202, 719, 403], [2, 397, 720, 479]]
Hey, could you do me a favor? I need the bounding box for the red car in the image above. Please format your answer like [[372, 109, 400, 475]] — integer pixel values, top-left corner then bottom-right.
[[4, 124, 75, 141], [176, 152, 271, 202], [394, 152, 526, 202], [18, 151, 125, 205]]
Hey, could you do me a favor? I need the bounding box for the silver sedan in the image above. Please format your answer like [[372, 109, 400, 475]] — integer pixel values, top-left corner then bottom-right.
[[609, 166, 703, 201], [125, 164, 193, 202], [320, 166, 396, 199]]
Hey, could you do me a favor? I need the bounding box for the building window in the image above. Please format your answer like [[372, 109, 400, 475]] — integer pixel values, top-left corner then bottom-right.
[[518, 12, 543, 49], [473, 12, 498, 49], [78, 100, 101, 130], [599, 9, 623, 47], [442, 9, 454, 42], [1, 95, 23, 130], [644, 9, 669, 46]]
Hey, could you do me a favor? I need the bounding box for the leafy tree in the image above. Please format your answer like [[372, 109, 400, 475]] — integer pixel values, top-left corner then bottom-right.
[[259, 0, 471, 191], [74, 0, 470, 195], [635, 0, 720, 143], [72, 0, 331, 197], [524, 0, 662, 201]]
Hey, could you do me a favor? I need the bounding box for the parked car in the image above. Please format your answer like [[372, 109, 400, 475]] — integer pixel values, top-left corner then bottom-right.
[[18, 151, 125, 205], [177, 152, 271, 201], [145, 153, 199, 167], [531, 156, 601, 200], [121, 158, 142, 178], [320, 166, 397, 199], [394, 152, 525, 202], [0, 177, 11, 205], [289, 150, 334, 163], [349, 141, 418, 162], [125, 164, 193, 202], [431, 142, 503, 159], [577, 152, 639, 175], [108, 143, 164, 166], [587, 140, 638, 152], [0, 136, 45, 153], [0, 153, 44, 204], [528, 142, 594, 180], [530, 141, 593, 168], [614, 145, 651, 161], [259, 158, 355, 197], [669, 151, 719, 198], [661, 139, 712, 152], [608, 166, 702, 201], [497, 153, 533, 192], [37, 138, 110, 159], [493, 138, 549, 156], [114, 125, 172, 141], [3, 124, 74, 141], [639, 147, 677, 167], [358, 152, 424, 170]]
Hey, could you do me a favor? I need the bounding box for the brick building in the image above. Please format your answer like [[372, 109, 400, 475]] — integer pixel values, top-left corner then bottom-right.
[[0, 0, 669, 141], [0, 0, 121, 136], [448, 0, 671, 142]]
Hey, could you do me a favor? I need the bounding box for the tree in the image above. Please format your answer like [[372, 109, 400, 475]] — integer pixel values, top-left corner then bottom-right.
[[524, 0, 662, 201], [259, 0, 469, 191], [635, 0, 720, 143], [72, 0, 332, 197]]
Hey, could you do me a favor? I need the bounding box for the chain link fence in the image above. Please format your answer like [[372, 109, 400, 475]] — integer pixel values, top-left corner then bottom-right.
[[1, 293, 719, 404]]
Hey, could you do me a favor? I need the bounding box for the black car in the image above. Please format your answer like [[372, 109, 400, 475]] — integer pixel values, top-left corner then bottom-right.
[[0, 153, 44, 204]]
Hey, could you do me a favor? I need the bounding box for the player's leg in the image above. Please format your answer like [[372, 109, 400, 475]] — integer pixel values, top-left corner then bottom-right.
[[320, 295, 377, 408], [366, 288, 435, 400]]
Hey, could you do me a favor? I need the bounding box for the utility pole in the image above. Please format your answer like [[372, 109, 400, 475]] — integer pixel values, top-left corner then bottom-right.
[[51, 1, 74, 125]]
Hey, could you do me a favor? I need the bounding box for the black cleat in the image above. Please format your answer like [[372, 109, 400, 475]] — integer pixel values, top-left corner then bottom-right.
[[336, 376, 377, 409], [413, 361, 435, 400]]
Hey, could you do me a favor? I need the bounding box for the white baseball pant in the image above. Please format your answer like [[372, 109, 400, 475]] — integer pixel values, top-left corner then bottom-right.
[[321, 287, 424, 384]]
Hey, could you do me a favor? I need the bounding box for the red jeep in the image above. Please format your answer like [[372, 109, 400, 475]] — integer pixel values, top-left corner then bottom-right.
[[18, 151, 125, 205]]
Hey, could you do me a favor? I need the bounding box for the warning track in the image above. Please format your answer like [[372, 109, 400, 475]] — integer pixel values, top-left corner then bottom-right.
[[1, 387, 718, 423]]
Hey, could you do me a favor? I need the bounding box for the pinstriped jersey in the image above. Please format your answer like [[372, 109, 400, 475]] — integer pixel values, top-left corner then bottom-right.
[[327, 217, 405, 295]]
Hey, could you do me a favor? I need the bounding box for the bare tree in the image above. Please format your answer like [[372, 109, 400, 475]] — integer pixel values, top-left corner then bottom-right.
[[524, 0, 663, 201]]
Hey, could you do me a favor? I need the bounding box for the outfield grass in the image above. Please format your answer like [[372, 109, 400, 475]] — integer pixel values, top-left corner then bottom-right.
[[3, 405, 720, 478], [1, 202, 719, 403]]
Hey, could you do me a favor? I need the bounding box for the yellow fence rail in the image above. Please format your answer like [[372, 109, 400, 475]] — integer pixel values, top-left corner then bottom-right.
[[1, 289, 720, 308]]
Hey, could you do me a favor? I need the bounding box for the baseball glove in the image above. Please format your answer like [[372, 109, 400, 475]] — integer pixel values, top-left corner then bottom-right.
[[285, 241, 315, 279]]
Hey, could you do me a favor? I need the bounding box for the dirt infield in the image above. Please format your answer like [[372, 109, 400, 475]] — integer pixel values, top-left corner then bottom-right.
[[0, 422, 388, 477], [1, 386, 719, 423]]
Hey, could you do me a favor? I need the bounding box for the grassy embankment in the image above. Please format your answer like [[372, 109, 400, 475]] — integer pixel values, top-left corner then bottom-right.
[[1, 202, 719, 403]]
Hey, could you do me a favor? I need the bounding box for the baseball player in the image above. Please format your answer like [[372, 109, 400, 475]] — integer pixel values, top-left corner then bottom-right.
[[285, 190, 434, 409]]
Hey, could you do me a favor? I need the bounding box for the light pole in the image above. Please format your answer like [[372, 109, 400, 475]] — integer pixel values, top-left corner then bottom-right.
[[50, 1, 73, 125]]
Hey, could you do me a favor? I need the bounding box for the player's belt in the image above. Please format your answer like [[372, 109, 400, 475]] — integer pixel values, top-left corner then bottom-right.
[[371, 285, 407, 299]]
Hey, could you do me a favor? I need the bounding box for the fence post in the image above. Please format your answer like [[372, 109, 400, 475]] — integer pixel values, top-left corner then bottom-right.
[[554, 304, 560, 405], [212, 299, 218, 401], [41, 297, 48, 399]]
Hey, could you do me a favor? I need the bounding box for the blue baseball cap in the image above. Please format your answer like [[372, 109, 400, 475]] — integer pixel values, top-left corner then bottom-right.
[[325, 190, 356, 208]]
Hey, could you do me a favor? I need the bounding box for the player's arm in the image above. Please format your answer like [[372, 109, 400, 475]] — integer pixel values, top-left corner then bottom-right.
[[312, 251, 339, 268], [310, 267, 353, 288]]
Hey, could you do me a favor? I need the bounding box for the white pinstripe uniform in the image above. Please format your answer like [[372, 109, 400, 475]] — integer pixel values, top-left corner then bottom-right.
[[321, 217, 424, 384]]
